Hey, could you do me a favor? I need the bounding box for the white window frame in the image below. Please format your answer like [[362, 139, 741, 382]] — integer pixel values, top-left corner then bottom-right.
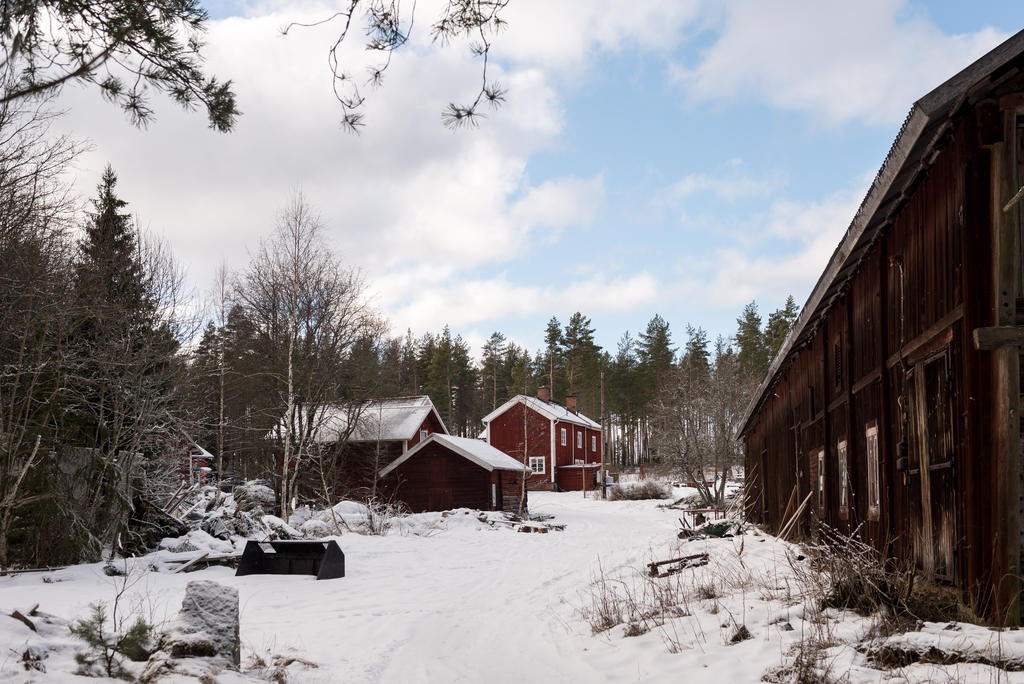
[[577, 431, 583, 449], [529, 456, 546, 474], [866, 424, 880, 521], [591, 435, 597, 452], [419, 429, 428, 442], [837, 439, 848, 519], [560, 428, 567, 446]]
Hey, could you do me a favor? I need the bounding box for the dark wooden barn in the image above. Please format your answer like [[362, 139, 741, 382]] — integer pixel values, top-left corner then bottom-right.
[[741, 30, 1024, 625], [482, 388, 603, 491], [378, 434, 530, 513], [301, 396, 448, 500]]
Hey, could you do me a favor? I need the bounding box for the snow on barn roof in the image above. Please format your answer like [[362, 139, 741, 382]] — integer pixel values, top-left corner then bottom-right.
[[481, 395, 601, 429], [379, 433, 530, 478], [317, 395, 448, 443]]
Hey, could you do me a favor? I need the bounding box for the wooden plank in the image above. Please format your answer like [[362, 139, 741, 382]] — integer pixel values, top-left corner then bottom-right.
[[172, 552, 210, 574], [886, 304, 963, 368], [972, 325, 1024, 349], [992, 105, 1021, 625]]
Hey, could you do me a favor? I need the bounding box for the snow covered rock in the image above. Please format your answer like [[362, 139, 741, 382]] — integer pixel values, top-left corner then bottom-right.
[[299, 519, 332, 538], [262, 515, 302, 540], [141, 580, 240, 681], [232, 481, 276, 516]]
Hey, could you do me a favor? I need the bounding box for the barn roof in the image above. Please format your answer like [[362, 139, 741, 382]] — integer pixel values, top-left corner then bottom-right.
[[317, 395, 448, 443], [378, 433, 530, 478], [481, 395, 601, 429], [740, 29, 1024, 436]]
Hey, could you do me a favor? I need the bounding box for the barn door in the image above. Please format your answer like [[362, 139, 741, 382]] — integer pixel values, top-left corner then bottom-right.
[[908, 349, 957, 581]]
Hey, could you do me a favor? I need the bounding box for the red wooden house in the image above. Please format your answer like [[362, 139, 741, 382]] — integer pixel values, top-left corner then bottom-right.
[[378, 434, 530, 512], [482, 387, 602, 491]]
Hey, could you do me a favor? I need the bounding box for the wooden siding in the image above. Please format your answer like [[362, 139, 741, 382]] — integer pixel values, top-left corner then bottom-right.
[[487, 402, 553, 488], [380, 441, 525, 513], [744, 98, 1021, 622]]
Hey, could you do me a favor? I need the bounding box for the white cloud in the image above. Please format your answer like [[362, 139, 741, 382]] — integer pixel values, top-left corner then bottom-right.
[[386, 272, 660, 333], [680, 182, 866, 308], [668, 164, 787, 203], [511, 175, 604, 233], [674, 0, 1008, 126]]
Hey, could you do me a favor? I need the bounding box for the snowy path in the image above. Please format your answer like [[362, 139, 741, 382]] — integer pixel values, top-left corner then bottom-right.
[[235, 493, 681, 683]]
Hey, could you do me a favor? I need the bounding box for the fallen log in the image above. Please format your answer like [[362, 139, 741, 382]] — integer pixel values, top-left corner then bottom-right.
[[647, 553, 710, 577]]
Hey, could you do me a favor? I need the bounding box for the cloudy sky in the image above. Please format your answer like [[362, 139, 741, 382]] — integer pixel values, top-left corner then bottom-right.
[[55, 0, 1019, 357]]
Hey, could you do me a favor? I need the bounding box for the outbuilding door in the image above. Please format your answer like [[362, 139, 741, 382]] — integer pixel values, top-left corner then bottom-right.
[[907, 349, 957, 581]]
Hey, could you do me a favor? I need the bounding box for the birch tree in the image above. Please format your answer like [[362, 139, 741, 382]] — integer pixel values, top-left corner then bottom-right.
[[237, 194, 375, 519]]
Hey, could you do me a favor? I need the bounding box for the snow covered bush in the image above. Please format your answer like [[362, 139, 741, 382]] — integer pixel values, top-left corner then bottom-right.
[[609, 481, 671, 501], [362, 498, 408, 536]]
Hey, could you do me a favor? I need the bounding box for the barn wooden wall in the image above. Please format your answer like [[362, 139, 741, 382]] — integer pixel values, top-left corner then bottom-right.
[[744, 107, 1010, 618]]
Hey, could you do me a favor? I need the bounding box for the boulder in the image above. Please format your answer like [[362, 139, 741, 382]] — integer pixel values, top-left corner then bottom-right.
[[232, 481, 276, 516], [141, 580, 240, 681]]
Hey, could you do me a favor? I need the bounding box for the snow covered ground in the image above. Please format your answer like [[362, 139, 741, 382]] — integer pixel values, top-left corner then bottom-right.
[[2, 489, 1022, 682]]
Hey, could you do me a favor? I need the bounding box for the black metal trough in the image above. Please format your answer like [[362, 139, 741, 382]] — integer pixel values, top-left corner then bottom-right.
[[235, 540, 345, 580]]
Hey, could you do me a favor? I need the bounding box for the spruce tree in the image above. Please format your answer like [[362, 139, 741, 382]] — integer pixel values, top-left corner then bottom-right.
[[764, 295, 800, 360]]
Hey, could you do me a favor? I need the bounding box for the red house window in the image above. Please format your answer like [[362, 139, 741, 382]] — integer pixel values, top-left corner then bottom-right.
[[591, 435, 597, 452], [560, 428, 567, 446]]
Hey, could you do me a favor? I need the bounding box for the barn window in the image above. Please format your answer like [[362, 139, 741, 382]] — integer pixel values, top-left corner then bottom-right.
[[591, 435, 597, 452], [837, 440, 849, 520], [419, 429, 428, 442], [577, 431, 583, 449], [529, 456, 545, 474], [816, 449, 826, 513], [866, 423, 880, 521], [560, 428, 567, 446]]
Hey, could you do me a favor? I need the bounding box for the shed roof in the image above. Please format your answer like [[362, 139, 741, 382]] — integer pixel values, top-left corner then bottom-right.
[[317, 395, 448, 443], [740, 29, 1024, 435], [378, 434, 530, 478], [482, 395, 601, 429]]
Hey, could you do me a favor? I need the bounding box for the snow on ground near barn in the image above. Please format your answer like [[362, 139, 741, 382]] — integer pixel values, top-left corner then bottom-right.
[[2, 490, 1022, 682]]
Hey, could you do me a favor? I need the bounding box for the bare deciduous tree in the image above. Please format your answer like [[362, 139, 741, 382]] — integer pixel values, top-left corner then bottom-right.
[[236, 193, 377, 519]]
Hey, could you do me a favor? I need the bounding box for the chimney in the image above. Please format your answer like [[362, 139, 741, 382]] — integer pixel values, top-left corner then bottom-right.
[[537, 386, 550, 403], [566, 395, 577, 414]]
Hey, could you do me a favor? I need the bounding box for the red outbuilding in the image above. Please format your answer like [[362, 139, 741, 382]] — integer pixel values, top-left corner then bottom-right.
[[482, 387, 602, 491], [378, 434, 530, 513]]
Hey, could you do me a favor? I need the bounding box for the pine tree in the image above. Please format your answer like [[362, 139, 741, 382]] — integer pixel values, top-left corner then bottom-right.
[[734, 301, 768, 383], [542, 316, 564, 399], [481, 331, 508, 411], [637, 314, 676, 395], [562, 312, 599, 409]]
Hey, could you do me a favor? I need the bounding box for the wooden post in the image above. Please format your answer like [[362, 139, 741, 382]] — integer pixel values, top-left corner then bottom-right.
[[991, 101, 1021, 625], [600, 370, 607, 500]]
